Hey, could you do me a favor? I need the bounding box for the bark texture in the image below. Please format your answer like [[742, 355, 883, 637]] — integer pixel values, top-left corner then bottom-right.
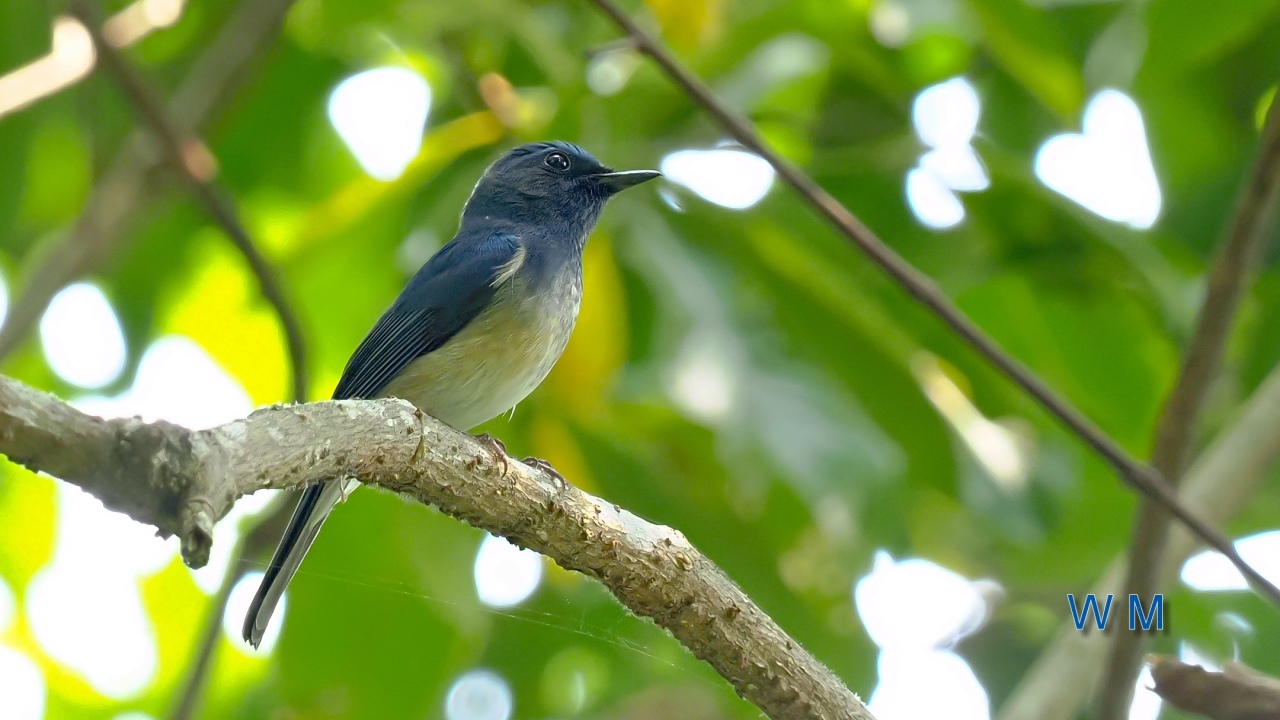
[[0, 375, 872, 720]]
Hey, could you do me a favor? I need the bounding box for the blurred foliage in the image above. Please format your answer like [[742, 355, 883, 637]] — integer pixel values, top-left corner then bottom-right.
[[1, 0, 1280, 718]]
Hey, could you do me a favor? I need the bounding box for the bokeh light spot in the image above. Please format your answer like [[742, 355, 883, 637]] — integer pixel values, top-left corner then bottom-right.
[[660, 148, 775, 209], [0, 268, 9, 327], [26, 481, 167, 700], [667, 333, 737, 423], [446, 669, 513, 720], [0, 576, 13, 632], [906, 77, 987, 229], [328, 67, 431, 181], [1035, 89, 1161, 229], [1128, 665, 1161, 720], [855, 551, 994, 650], [913, 77, 980, 149], [39, 282, 126, 389], [586, 50, 639, 96], [474, 534, 543, 608], [1181, 529, 1280, 592], [869, 649, 989, 720], [906, 167, 965, 230], [0, 17, 95, 120], [920, 146, 989, 193], [75, 336, 253, 430], [1178, 642, 1221, 673], [0, 648, 45, 720], [915, 355, 1029, 490], [870, 0, 910, 47], [858, 553, 996, 720], [224, 571, 286, 655], [541, 646, 609, 716]]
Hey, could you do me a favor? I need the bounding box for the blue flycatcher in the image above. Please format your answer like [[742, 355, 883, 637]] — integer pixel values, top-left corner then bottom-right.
[[243, 141, 658, 647]]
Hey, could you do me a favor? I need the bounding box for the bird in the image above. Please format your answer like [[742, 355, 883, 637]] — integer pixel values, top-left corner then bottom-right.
[[242, 141, 659, 647]]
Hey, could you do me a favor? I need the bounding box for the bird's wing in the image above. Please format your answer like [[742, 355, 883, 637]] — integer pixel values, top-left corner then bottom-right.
[[332, 231, 523, 400], [241, 230, 522, 647]]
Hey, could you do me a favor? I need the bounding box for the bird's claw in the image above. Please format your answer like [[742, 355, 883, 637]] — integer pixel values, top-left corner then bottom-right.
[[523, 456, 569, 491], [474, 433, 509, 476]]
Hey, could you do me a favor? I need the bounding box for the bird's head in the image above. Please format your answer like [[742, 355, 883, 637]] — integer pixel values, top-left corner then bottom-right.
[[460, 141, 659, 234]]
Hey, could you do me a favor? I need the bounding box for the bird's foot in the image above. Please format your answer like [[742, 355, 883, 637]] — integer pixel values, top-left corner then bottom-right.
[[523, 456, 569, 491], [474, 433, 509, 476]]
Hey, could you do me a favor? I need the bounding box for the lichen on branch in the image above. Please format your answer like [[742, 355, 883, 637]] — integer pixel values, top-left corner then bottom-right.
[[0, 374, 873, 720]]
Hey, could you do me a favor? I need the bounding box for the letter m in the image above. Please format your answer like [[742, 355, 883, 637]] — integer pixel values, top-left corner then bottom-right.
[[1130, 594, 1164, 631], [1068, 593, 1113, 630]]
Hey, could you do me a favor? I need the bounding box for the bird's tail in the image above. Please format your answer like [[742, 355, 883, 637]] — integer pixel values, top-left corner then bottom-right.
[[242, 479, 348, 647]]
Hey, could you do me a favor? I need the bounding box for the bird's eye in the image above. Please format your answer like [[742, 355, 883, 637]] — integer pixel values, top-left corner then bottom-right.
[[544, 151, 571, 172]]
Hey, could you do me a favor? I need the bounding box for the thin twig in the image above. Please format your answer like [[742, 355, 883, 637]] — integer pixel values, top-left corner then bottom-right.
[[69, 7, 309, 718], [38, 4, 303, 719], [167, 538, 241, 720], [996, 359, 1280, 720], [73, 2, 308, 404], [1095, 96, 1280, 720], [583, 0, 1280, 606], [0, 0, 298, 362], [168, 495, 291, 720]]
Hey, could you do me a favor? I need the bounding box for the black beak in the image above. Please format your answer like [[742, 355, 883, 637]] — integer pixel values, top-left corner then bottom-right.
[[594, 169, 661, 192]]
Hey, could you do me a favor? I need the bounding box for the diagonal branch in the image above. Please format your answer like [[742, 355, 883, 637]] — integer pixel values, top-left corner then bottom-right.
[[0, 0, 299, 366], [0, 373, 874, 720], [72, 1, 308, 404], [997, 357, 1280, 720], [1096, 94, 1280, 720], [582, 0, 1280, 607]]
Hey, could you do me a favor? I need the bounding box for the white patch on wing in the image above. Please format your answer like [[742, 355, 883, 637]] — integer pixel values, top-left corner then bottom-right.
[[380, 266, 582, 430], [491, 244, 527, 288]]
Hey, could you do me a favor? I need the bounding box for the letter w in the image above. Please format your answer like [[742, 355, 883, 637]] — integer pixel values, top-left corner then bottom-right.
[[1068, 594, 1113, 630]]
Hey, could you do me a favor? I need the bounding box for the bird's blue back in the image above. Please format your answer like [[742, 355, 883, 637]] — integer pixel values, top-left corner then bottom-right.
[[241, 140, 657, 648]]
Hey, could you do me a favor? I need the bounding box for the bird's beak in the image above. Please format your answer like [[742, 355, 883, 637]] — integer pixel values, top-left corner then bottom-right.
[[594, 169, 661, 192]]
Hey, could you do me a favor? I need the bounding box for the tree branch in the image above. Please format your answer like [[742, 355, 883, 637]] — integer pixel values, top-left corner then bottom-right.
[[1148, 656, 1280, 720], [1096, 91, 1280, 720], [72, 1, 308, 404], [581, 0, 1280, 607], [997, 357, 1280, 720], [0, 0, 298, 363], [0, 374, 874, 720]]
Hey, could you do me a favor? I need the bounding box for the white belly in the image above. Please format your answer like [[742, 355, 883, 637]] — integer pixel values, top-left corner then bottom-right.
[[378, 276, 580, 430]]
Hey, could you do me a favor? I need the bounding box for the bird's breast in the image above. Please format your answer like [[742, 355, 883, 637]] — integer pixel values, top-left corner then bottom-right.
[[379, 265, 583, 430]]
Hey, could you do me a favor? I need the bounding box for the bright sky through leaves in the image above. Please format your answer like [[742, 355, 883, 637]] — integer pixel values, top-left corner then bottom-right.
[[328, 67, 432, 182], [1181, 530, 1280, 592], [856, 551, 994, 720], [906, 77, 988, 230], [474, 534, 543, 608], [224, 572, 286, 655], [1035, 89, 1162, 230], [0, 648, 44, 720], [39, 283, 126, 389], [660, 148, 775, 209], [446, 669, 513, 720]]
